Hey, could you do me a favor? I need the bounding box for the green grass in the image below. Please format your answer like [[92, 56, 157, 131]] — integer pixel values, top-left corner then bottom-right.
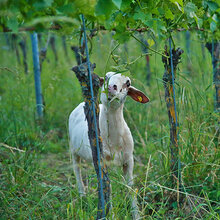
[[0, 32, 219, 219]]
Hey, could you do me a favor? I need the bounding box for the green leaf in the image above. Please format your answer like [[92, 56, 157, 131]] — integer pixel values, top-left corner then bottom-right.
[[113, 31, 130, 43], [56, 4, 75, 16], [212, 13, 218, 23], [169, 0, 184, 12], [112, 0, 122, 9], [193, 15, 203, 29], [133, 10, 146, 21], [147, 39, 154, 47], [113, 22, 130, 43], [133, 11, 152, 22], [95, 0, 116, 18], [44, 0, 54, 7], [165, 8, 174, 20], [169, 0, 183, 7], [145, 18, 166, 37], [7, 17, 19, 32], [207, 1, 219, 12], [185, 2, 197, 18], [152, 8, 160, 16], [210, 20, 217, 32], [197, 18, 203, 28], [120, 0, 131, 11]]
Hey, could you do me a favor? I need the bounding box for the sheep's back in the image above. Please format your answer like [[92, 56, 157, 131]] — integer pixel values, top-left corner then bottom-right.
[[69, 102, 93, 163]]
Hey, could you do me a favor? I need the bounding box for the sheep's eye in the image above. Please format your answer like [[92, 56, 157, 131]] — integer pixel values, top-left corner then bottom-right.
[[113, 85, 117, 90], [126, 80, 130, 87]]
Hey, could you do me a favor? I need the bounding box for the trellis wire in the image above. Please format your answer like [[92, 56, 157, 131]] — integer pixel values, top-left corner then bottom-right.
[[81, 14, 105, 218], [169, 37, 182, 188], [31, 32, 43, 118]]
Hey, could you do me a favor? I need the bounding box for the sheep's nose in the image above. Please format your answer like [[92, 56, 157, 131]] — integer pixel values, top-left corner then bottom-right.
[[108, 85, 114, 93]]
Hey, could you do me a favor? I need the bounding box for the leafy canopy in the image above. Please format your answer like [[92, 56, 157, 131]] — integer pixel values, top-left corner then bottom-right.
[[0, 0, 219, 41]]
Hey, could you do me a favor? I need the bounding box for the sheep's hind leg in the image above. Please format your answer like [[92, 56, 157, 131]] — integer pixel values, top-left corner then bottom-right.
[[123, 158, 140, 220], [72, 154, 86, 196]]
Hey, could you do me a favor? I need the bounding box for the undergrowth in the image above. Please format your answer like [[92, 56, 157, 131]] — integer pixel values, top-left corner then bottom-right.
[[0, 32, 219, 219]]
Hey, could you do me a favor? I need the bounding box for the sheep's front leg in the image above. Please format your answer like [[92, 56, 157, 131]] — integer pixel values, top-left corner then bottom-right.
[[123, 157, 140, 219], [72, 154, 86, 196]]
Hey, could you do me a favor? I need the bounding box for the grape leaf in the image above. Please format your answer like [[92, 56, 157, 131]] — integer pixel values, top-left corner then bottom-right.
[[95, 0, 116, 18], [169, 0, 183, 7], [112, 0, 122, 9], [185, 2, 197, 18], [207, 1, 219, 12], [170, 0, 184, 12], [44, 0, 54, 7], [210, 20, 217, 32], [120, 0, 132, 11], [7, 17, 19, 32], [133, 11, 152, 22], [165, 8, 175, 20], [147, 39, 155, 47]]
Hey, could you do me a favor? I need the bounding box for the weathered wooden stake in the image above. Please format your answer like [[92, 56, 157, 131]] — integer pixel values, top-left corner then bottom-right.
[[71, 46, 81, 65], [206, 41, 220, 112], [49, 35, 58, 63], [19, 38, 28, 74], [206, 41, 220, 149], [12, 34, 21, 65], [162, 45, 183, 188], [72, 63, 110, 219], [140, 35, 151, 84], [62, 36, 68, 58]]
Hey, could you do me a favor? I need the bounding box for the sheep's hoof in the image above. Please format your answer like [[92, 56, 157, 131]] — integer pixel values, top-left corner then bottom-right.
[[79, 192, 86, 197], [131, 211, 140, 220]]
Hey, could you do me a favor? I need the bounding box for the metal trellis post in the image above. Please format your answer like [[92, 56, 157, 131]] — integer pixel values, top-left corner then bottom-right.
[[81, 14, 106, 218], [169, 37, 182, 191], [31, 33, 43, 118]]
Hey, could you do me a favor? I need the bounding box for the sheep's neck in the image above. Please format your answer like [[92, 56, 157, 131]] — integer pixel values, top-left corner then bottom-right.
[[102, 104, 126, 147]]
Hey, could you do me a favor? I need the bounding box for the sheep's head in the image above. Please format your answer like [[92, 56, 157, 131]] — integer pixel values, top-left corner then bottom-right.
[[101, 72, 149, 109]]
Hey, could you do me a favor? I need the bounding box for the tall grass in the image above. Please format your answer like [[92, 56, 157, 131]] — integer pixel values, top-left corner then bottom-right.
[[0, 32, 219, 219]]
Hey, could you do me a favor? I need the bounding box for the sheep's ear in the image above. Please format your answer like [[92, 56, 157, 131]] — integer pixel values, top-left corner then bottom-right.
[[99, 77, 104, 87], [128, 86, 149, 103]]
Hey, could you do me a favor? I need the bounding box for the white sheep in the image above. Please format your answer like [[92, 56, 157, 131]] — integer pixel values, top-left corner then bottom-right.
[[69, 72, 149, 218]]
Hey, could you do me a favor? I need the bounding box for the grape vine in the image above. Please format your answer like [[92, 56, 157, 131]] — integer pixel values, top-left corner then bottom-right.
[[1, 0, 219, 42]]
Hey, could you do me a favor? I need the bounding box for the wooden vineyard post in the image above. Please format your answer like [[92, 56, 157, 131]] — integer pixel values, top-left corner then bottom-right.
[[12, 34, 21, 65], [39, 34, 51, 71], [19, 38, 28, 74], [206, 41, 220, 148], [61, 36, 68, 58], [31, 33, 44, 119], [72, 63, 110, 219], [206, 41, 220, 113], [49, 35, 58, 63], [71, 46, 81, 65], [140, 35, 151, 85], [162, 43, 183, 191], [72, 15, 111, 219]]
